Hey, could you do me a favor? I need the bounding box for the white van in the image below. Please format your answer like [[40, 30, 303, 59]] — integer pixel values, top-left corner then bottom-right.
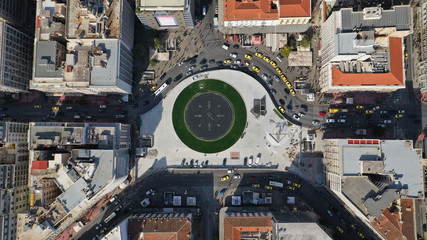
[[222, 44, 229, 50], [255, 154, 261, 165], [248, 156, 253, 166], [202, 6, 206, 16]]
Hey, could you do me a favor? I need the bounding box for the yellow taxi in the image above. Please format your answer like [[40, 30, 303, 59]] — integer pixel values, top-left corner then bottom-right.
[[395, 114, 404, 118], [280, 74, 287, 81], [264, 185, 273, 190], [275, 67, 282, 75], [405, 52, 408, 60], [34, 105, 42, 109], [221, 175, 230, 181], [292, 182, 300, 188], [244, 54, 253, 60], [285, 81, 292, 89], [52, 106, 59, 111], [357, 231, 365, 239], [336, 226, 344, 234], [223, 59, 232, 64], [287, 186, 295, 190], [262, 56, 271, 63], [150, 85, 157, 91], [356, 105, 364, 109], [255, 52, 263, 58], [365, 110, 374, 114], [252, 184, 260, 188], [270, 61, 277, 68], [252, 66, 260, 72], [278, 106, 285, 114], [290, 88, 296, 96]]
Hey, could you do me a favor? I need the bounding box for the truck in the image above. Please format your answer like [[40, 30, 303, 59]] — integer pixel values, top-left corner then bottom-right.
[[269, 181, 284, 188], [140, 198, 150, 207], [213, 15, 218, 28], [104, 212, 116, 223], [153, 83, 169, 97]]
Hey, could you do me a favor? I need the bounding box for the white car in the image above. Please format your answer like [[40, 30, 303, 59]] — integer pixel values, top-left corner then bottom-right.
[[383, 120, 392, 123], [338, 119, 346, 123], [146, 189, 154, 195], [192, 75, 200, 81], [227, 169, 235, 173], [373, 106, 380, 110], [273, 75, 280, 82], [312, 120, 320, 125], [261, 73, 268, 80], [66, 106, 73, 110], [230, 53, 237, 58], [293, 114, 300, 120], [234, 59, 241, 64], [378, 124, 386, 128], [248, 156, 253, 166], [233, 174, 241, 179], [326, 118, 335, 123], [398, 110, 405, 114], [298, 112, 305, 117]]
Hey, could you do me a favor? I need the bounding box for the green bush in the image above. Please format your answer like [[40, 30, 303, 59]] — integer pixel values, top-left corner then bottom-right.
[[273, 108, 285, 120], [150, 59, 158, 67]]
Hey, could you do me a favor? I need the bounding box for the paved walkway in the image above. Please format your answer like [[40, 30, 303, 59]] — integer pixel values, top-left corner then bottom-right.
[[136, 70, 299, 177]]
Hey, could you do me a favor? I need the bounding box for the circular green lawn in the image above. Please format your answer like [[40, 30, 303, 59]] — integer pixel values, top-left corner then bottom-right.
[[172, 79, 247, 153]]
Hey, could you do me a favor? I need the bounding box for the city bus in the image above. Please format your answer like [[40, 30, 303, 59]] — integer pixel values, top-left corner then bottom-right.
[[269, 181, 284, 188], [104, 212, 116, 224], [153, 83, 169, 97]]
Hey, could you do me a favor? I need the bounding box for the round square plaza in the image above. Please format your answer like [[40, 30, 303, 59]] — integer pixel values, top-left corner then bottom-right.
[[185, 92, 234, 141], [172, 79, 247, 153]]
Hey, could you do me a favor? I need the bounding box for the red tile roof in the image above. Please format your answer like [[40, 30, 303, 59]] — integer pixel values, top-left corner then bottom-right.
[[128, 217, 191, 240], [31, 160, 48, 174], [279, 0, 311, 18], [400, 199, 415, 240], [332, 37, 404, 86], [371, 209, 405, 240], [224, 217, 272, 240], [224, 0, 279, 21]]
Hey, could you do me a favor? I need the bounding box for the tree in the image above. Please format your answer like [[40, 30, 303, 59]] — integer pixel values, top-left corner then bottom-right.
[[150, 59, 158, 67], [300, 35, 312, 48], [151, 38, 161, 50], [280, 46, 292, 58]]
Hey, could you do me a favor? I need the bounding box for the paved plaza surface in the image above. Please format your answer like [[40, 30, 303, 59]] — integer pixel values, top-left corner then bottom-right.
[[136, 70, 303, 177]]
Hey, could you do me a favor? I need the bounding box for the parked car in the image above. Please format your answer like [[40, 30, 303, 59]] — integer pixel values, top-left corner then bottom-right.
[[146, 189, 154, 195], [326, 118, 335, 123], [273, 75, 280, 82], [261, 73, 268, 80], [312, 120, 320, 125], [233, 174, 241, 179], [398, 110, 405, 114], [230, 53, 237, 58], [338, 119, 346, 123], [221, 175, 230, 181], [293, 114, 300, 120], [220, 188, 227, 194], [383, 120, 392, 123]]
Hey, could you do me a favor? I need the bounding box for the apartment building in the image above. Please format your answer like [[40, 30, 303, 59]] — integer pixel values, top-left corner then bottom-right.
[[319, 6, 412, 93], [0, 21, 33, 93], [136, 0, 195, 30], [30, 0, 134, 95], [17, 122, 130, 240], [220, 0, 311, 34], [0, 122, 30, 240]]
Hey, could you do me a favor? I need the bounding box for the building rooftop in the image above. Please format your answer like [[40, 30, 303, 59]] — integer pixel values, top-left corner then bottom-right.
[[224, 216, 273, 240], [370, 208, 405, 240], [342, 176, 379, 215], [364, 189, 401, 217], [340, 6, 411, 32], [224, 0, 279, 21], [90, 40, 119, 87], [56, 177, 87, 212], [34, 41, 64, 79], [332, 37, 404, 86], [138, 0, 186, 8], [66, 0, 121, 39], [279, 0, 311, 18], [128, 214, 192, 240], [274, 222, 331, 239]]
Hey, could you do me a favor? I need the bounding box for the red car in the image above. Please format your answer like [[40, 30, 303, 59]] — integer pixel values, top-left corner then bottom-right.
[[318, 111, 326, 117], [249, 176, 256, 181], [243, 60, 250, 67], [115, 107, 121, 110]]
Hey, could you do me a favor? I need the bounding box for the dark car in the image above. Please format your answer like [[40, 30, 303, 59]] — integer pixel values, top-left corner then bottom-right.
[[233, 44, 239, 49], [181, 159, 186, 166], [279, 99, 285, 105], [159, 73, 167, 80], [209, 59, 215, 64], [189, 59, 197, 65], [222, 158, 227, 167], [190, 159, 194, 168], [270, 89, 277, 95], [200, 65, 208, 71], [200, 58, 207, 65], [174, 73, 183, 82]]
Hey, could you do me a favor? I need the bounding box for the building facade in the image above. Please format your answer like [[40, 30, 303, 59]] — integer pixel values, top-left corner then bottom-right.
[[319, 6, 412, 93], [136, 0, 195, 30], [30, 0, 134, 95], [0, 21, 33, 93], [0, 122, 30, 240], [0, 0, 35, 33]]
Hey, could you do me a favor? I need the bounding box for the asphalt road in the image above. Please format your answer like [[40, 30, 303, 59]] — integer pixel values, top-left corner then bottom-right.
[[73, 169, 379, 240]]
